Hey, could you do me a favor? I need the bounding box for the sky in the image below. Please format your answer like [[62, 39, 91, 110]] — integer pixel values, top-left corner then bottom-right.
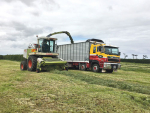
[[0, 0, 150, 59]]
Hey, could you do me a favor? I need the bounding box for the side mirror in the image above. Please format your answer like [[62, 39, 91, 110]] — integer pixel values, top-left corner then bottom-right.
[[56, 45, 59, 52], [35, 44, 38, 48], [101, 46, 105, 53], [101, 50, 104, 53], [119, 52, 121, 55], [36, 44, 41, 48]]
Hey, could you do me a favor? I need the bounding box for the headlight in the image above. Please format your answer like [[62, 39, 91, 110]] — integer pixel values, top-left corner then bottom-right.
[[98, 55, 103, 58]]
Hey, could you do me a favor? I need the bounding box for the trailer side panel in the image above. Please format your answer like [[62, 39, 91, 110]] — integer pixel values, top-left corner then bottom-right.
[[58, 42, 91, 62]]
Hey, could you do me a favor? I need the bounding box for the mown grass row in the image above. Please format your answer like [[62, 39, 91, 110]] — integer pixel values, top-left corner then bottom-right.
[[52, 70, 150, 96], [0, 60, 150, 112], [121, 62, 150, 73], [51, 69, 150, 108], [121, 66, 150, 73]]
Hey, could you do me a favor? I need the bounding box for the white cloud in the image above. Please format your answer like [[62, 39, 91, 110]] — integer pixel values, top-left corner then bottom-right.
[[0, 0, 150, 59]]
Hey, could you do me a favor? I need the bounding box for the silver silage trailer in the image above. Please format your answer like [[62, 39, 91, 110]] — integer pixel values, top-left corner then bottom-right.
[[57, 42, 91, 62]]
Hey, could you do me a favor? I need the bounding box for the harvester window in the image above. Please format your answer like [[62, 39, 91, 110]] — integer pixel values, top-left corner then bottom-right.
[[38, 39, 55, 53], [50, 41, 54, 52], [38, 39, 43, 52], [42, 40, 49, 52]]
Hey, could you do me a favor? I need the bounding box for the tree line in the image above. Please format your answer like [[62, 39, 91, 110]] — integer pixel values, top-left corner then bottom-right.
[[0, 54, 150, 63], [121, 59, 150, 63], [0, 55, 25, 61]]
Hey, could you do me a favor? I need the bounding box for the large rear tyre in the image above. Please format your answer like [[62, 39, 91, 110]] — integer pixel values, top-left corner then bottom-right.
[[106, 69, 113, 73], [27, 56, 37, 71], [92, 64, 100, 72], [20, 61, 27, 71]]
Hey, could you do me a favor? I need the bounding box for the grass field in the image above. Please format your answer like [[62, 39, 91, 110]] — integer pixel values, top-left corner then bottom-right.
[[0, 60, 150, 113]]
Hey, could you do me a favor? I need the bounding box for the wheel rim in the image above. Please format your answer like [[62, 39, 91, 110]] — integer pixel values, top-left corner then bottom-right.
[[94, 66, 97, 71], [82, 65, 84, 69], [21, 64, 23, 69], [28, 60, 32, 68], [36, 69, 39, 73]]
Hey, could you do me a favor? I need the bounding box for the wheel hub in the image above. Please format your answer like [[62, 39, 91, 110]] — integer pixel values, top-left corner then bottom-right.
[[82, 65, 84, 69], [28, 60, 32, 68], [94, 66, 97, 70], [21, 64, 23, 69]]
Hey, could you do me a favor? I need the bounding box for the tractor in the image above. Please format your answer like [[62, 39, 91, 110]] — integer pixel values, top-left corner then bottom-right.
[[20, 31, 74, 73]]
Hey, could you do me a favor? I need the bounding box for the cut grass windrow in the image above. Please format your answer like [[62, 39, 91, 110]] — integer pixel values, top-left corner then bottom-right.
[[52, 70, 150, 96], [121, 62, 150, 73], [121, 67, 150, 73], [0, 60, 150, 112]]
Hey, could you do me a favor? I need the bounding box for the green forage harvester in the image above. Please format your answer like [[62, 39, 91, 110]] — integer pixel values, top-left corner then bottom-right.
[[20, 31, 72, 73]]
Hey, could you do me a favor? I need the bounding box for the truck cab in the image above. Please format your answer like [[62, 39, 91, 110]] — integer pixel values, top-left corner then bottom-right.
[[89, 40, 121, 73]]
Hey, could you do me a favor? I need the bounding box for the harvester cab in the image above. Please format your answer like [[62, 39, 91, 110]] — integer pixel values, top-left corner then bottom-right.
[[20, 34, 69, 73], [37, 37, 57, 53]]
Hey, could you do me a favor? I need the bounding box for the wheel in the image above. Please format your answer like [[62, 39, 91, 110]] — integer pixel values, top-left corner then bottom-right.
[[73, 65, 79, 70], [65, 67, 68, 71], [27, 56, 37, 71], [106, 69, 113, 73], [80, 64, 86, 71], [36, 69, 40, 73], [20, 61, 27, 71], [92, 64, 100, 72], [65, 66, 68, 71]]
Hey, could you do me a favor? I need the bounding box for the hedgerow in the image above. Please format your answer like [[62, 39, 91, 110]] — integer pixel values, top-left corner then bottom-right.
[[1, 55, 25, 61], [121, 59, 150, 63], [0, 55, 3, 59], [1, 55, 150, 63]]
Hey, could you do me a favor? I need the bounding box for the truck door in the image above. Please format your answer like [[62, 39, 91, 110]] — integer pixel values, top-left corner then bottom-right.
[[93, 46, 97, 54], [90, 45, 97, 58]]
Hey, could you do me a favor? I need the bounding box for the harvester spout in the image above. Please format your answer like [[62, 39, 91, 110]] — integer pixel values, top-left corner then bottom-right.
[[47, 31, 74, 44]]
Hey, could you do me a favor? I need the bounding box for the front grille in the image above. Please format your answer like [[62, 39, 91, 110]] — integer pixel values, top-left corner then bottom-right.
[[108, 58, 119, 62]]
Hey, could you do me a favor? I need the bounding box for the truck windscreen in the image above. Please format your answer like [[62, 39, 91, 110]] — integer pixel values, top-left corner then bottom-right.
[[104, 46, 119, 55]]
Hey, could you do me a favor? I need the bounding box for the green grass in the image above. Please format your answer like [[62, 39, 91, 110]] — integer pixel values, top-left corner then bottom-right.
[[121, 62, 150, 73], [0, 60, 150, 112]]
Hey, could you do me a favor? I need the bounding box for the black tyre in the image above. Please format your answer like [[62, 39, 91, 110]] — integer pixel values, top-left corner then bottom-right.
[[80, 64, 86, 71], [106, 69, 113, 73], [92, 64, 100, 72], [27, 56, 37, 71], [36, 69, 40, 73], [65, 67, 68, 71], [20, 61, 27, 70]]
